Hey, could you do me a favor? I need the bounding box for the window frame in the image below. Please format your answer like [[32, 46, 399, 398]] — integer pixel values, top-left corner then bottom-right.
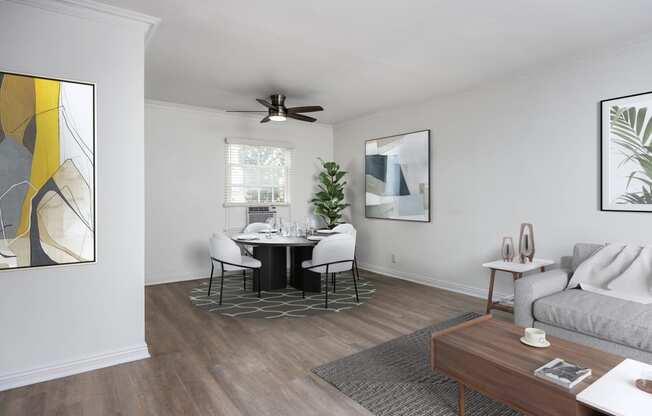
[[223, 138, 293, 207]]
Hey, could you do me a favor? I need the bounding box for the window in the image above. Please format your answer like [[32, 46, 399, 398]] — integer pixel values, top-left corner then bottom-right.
[[224, 139, 292, 205]]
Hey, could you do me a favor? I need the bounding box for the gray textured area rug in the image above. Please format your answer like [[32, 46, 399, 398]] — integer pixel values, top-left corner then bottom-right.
[[190, 272, 374, 319], [313, 312, 522, 416]]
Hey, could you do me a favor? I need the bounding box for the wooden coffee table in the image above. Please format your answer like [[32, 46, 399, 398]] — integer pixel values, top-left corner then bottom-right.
[[430, 315, 623, 416]]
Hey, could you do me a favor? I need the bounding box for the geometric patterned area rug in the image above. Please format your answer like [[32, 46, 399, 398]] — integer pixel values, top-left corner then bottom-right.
[[190, 271, 375, 319], [313, 312, 522, 416]]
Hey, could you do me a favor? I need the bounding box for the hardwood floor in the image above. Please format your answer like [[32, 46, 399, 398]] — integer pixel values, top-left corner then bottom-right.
[[0, 270, 509, 416]]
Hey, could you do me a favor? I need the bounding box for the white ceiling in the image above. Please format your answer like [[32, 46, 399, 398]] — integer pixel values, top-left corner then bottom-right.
[[103, 0, 652, 124]]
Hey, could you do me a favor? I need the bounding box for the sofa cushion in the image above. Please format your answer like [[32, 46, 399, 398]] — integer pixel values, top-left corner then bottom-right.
[[533, 289, 652, 352]]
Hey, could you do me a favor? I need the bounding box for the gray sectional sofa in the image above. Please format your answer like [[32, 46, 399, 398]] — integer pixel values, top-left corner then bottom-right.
[[514, 243, 652, 364]]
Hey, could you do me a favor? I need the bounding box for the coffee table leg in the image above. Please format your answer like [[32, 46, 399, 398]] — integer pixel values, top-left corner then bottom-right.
[[458, 382, 465, 416], [485, 269, 496, 314]]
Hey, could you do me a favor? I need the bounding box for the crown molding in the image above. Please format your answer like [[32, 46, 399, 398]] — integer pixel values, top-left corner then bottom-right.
[[6, 0, 161, 44]]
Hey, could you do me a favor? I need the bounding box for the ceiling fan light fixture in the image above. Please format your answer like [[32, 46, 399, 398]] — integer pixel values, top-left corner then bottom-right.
[[269, 108, 286, 121], [229, 94, 323, 123]]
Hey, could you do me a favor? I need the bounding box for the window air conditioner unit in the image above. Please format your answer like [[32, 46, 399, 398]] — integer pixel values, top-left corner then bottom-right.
[[247, 206, 276, 225]]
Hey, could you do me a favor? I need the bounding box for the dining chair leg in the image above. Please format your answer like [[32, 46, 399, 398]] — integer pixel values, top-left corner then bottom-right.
[[208, 262, 214, 296], [256, 269, 261, 298], [219, 263, 225, 305], [242, 269, 246, 291], [354, 258, 361, 281], [324, 272, 329, 309], [352, 267, 360, 303]]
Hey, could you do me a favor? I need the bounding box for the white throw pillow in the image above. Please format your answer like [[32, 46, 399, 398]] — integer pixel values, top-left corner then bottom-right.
[[607, 245, 652, 296], [568, 244, 638, 289]]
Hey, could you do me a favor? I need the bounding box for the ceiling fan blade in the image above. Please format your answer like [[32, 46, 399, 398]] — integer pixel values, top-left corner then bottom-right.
[[286, 106, 324, 113], [286, 113, 317, 123], [260, 116, 271, 123], [226, 110, 267, 113], [256, 99, 276, 109]]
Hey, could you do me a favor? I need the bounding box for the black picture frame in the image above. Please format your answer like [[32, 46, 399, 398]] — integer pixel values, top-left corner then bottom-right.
[[600, 91, 652, 213], [0, 69, 97, 272], [364, 129, 431, 223]]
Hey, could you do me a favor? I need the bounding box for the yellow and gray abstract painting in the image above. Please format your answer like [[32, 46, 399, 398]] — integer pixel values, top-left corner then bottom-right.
[[0, 72, 94, 270]]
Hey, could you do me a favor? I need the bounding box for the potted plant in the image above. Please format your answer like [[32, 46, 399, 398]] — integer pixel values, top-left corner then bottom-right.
[[311, 158, 349, 228]]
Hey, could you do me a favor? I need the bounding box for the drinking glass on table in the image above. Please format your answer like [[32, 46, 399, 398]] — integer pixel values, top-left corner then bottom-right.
[[280, 218, 290, 237], [305, 218, 314, 237]]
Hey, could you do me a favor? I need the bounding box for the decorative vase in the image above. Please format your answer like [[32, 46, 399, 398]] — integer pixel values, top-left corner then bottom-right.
[[636, 378, 652, 394], [501, 237, 515, 262], [519, 223, 535, 263]]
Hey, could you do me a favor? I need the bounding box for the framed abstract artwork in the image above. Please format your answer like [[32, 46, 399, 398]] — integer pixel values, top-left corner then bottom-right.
[[0, 71, 95, 270], [365, 129, 430, 222], [601, 91, 652, 212]]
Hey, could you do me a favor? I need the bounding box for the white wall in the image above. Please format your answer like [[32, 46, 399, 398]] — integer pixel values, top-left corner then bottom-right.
[[0, 1, 152, 389], [145, 101, 333, 285], [334, 39, 652, 299]]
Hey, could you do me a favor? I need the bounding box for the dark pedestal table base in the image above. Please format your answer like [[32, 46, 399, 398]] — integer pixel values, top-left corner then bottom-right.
[[253, 246, 288, 290], [234, 235, 320, 293], [290, 246, 322, 293]]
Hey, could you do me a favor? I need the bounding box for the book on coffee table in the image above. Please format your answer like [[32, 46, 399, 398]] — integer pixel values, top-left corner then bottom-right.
[[534, 358, 592, 389]]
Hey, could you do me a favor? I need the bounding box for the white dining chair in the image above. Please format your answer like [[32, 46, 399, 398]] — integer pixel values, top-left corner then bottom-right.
[[240, 222, 272, 256], [301, 233, 359, 308], [332, 223, 356, 236], [209, 234, 262, 304], [243, 222, 272, 233], [331, 223, 359, 292]]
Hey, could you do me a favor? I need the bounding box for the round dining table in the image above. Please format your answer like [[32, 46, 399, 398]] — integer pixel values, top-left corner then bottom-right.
[[229, 233, 324, 292]]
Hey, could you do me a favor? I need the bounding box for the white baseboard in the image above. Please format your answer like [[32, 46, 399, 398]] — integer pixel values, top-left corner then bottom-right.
[[358, 262, 510, 300], [146, 271, 206, 286], [145, 267, 288, 286], [146, 264, 512, 301], [0, 343, 150, 391]]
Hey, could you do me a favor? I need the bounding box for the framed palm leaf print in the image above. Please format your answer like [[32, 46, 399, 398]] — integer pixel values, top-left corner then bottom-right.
[[601, 91, 652, 212]]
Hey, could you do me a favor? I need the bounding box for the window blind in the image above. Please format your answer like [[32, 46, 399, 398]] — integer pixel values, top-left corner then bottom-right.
[[224, 139, 293, 206]]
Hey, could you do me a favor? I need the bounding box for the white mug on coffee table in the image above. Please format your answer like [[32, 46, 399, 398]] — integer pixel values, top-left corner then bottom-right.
[[521, 327, 550, 348]]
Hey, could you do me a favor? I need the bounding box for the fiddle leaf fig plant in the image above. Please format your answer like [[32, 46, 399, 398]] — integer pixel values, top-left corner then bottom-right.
[[311, 158, 349, 228]]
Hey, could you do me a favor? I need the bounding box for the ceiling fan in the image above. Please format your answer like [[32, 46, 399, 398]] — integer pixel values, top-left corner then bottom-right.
[[227, 93, 323, 123]]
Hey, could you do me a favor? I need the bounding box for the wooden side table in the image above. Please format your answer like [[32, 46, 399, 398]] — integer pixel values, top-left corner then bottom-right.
[[482, 258, 554, 314]]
